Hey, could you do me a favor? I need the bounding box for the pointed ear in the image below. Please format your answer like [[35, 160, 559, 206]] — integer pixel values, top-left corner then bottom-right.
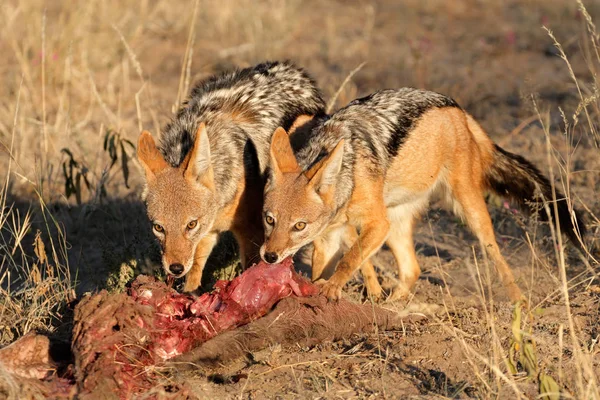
[[270, 127, 300, 174], [184, 123, 214, 189], [288, 114, 314, 136], [307, 140, 345, 195], [137, 131, 168, 182]]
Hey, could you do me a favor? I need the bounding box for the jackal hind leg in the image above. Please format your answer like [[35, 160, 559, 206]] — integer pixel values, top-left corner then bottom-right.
[[386, 208, 422, 302], [452, 182, 524, 302]]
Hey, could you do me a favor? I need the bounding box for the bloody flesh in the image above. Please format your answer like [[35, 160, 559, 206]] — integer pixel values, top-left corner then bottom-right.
[[130, 257, 318, 360], [70, 258, 318, 397]]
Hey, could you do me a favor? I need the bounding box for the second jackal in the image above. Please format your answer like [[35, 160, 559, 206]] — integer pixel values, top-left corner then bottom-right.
[[137, 61, 325, 291], [261, 88, 587, 302]]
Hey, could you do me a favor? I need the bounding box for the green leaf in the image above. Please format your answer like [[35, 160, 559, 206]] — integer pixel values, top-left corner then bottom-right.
[[539, 373, 560, 400], [82, 172, 92, 192], [108, 134, 118, 168], [511, 301, 523, 342], [61, 148, 74, 159], [120, 141, 130, 188], [62, 163, 72, 198], [75, 173, 82, 205], [521, 342, 538, 377], [507, 343, 518, 375], [122, 138, 135, 150], [103, 130, 110, 151]]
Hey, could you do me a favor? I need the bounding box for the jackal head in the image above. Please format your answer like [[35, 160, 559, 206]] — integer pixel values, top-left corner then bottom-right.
[[261, 127, 344, 264], [137, 123, 218, 278]]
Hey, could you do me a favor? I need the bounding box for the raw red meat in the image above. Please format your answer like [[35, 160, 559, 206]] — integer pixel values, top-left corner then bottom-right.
[[130, 257, 318, 360], [71, 259, 319, 398]]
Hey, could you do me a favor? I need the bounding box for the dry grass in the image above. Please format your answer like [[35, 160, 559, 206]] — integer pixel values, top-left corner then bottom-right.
[[0, 0, 599, 398]]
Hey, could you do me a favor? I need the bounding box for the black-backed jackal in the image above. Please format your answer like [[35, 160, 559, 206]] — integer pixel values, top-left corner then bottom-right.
[[261, 88, 587, 302], [137, 61, 325, 291]]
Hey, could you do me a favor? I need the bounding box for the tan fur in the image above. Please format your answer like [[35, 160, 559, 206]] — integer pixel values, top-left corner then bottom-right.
[[264, 107, 526, 302], [379, 108, 522, 301], [311, 226, 344, 280], [319, 166, 390, 300], [341, 225, 383, 299], [304, 157, 327, 180], [311, 225, 383, 299]]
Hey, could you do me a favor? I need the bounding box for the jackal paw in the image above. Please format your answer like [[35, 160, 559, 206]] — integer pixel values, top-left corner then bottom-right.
[[317, 277, 344, 301], [182, 278, 201, 293], [365, 282, 383, 302], [386, 284, 412, 302]]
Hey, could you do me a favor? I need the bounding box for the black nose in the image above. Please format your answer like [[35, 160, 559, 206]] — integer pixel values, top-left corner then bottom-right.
[[264, 252, 278, 264], [168, 263, 184, 275]]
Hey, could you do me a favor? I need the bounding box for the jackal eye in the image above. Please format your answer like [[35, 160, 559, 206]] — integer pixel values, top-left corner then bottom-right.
[[153, 224, 164, 233], [187, 220, 198, 230], [265, 215, 275, 226], [293, 221, 306, 231]]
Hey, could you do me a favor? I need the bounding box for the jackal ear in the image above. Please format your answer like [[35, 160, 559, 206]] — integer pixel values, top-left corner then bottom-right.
[[307, 139, 344, 195], [269, 127, 300, 175], [137, 131, 168, 182], [184, 123, 214, 189]]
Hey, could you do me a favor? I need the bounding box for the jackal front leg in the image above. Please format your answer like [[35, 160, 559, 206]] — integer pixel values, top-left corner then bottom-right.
[[342, 224, 383, 300], [311, 226, 346, 281], [183, 233, 218, 292], [235, 232, 263, 269], [320, 219, 390, 301]]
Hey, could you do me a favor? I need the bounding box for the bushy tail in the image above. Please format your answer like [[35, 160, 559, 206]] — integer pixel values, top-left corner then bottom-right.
[[485, 144, 587, 252]]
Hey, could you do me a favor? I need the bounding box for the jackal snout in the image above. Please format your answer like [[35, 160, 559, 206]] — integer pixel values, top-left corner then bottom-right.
[[167, 263, 184, 276], [259, 226, 292, 264], [262, 251, 279, 264], [160, 231, 198, 276]]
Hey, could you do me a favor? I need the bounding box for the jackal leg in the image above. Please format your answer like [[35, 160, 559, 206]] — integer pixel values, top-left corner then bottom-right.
[[320, 184, 390, 301], [233, 227, 263, 269], [184, 232, 219, 292], [385, 208, 421, 301], [453, 184, 524, 302], [320, 219, 389, 300], [341, 225, 383, 300], [312, 226, 346, 281]]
